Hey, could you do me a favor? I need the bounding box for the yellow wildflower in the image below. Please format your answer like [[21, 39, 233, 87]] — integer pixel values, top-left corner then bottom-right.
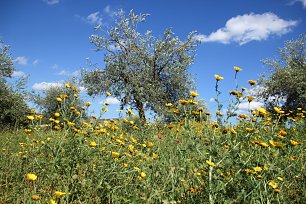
[[290, 139, 302, 146], [214, 74, 224, 81], [56, 97, 62, 102], [27, 116, 34, 120], [54, 191, 66, 198], [106, 92, 111, 96], [206, 160, 216, 167], [190, 91, 199, 97], [268, 180, 278, 189], [165, 103, 173, 107], [152, 153, 159, 159], [253, 167, 263, 172], [234, 66, 242, 72], [140, 172, 146, 178], [247, 96, 255, 102], [248, 80, 256, 86], [112, 151, 120, 158], [49, 199, 57, 204], [269, 140, 286, 147], [31, 194, 41, 201], [86, 101, 91, 106], [65, 83, 70, 88], [26, 173, 37, 181], [54, 112, 60, 117], [277, 177, 284, 181], [89, 141, 97, 147], [257, 107, 268, 116]]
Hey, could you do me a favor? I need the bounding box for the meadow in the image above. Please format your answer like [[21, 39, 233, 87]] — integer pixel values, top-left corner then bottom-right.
[[0, 77, 305, 204]]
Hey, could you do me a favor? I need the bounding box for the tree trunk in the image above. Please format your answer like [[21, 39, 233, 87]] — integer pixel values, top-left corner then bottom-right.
[[135, 99, 146, 123]]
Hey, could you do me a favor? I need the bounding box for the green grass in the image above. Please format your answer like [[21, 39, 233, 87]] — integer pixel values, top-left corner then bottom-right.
[[0, 111, 305, 203]]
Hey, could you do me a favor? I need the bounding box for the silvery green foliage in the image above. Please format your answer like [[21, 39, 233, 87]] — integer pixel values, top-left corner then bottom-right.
[[0, 41, 14, 79], [260, 34, 306, 114], [82, 10, 199, 120]]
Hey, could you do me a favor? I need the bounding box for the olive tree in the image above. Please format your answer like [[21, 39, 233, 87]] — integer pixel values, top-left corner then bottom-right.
[[0, 42, 30, 129], [259, 34, 306, 114], [82, 10, 199, 121]]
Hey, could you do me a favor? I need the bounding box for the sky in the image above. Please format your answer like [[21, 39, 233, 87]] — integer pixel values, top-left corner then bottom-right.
[[1, 0, 306, 119]]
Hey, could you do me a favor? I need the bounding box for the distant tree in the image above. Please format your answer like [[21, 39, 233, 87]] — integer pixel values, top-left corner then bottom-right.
[[0, 41, 14, 80], [259, 34, 306, 114], [82, 10, 199, 121], [31, 81, 85, 121], [0, 42, 30, 129]]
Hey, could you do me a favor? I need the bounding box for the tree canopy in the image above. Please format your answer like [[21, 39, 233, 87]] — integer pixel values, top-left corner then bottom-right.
[[259, 34, 306, 115], [82, 10, 199, 121]]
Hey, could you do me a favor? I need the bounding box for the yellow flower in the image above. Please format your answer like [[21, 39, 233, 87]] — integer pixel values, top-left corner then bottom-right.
[[231, 128, 237, 134], [214, 74, 224, 81], [31, 194, 41, 201], [268, 180, 278, 189], [254, 140, 269, 148], [253, 167, 263, 172], [269, 140, 286, 147], [206, 160, 216, 167], [234, 66, 242, 72], [106, 92, 112, 96], [277, 177, 284, 181], [49, 199, 57, 204], [65, 83, 70, 88], [290, 139, 302, 146], [112, 151, 120, 158], [247, 96, 255, 102], [26, 173, 37, 181], [56, 97, 62, 102], [89, 141, 97, 147], [86, 101, 91, 106], [134, 167, 141, 172], [67, 121, 75, 127], [54, 191, 66, 198], [152, 153, 159, 159], [274, 107, 284, 114], [165, 103, 173, 107], [27, 116, 35, 120], [257, 107, 268, 116], [248, 80, 256, 86], [54, 112, 60, 117], [190, 91, 199, 97], [216, 110, 223, 116], [102, 107, 109, 112], [140, 172, 146, 178]]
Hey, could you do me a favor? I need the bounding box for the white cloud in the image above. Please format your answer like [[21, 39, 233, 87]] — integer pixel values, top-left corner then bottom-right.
[[57, 69, 80, 77], [194, 12, 298, 45], [43, 0, 60, 5], [32, 82, 63, 91], [290, 0, 306, 8], [14, 56, 28, 65], [87, 12, 103, 25], [100, 97, 120, 105], [11, 71, 27, 77], [33, 59, 39, 65]]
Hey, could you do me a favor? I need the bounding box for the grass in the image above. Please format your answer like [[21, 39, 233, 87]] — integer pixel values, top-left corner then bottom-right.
[[0, 75, 305, 203], [0, 108, 305, 203]]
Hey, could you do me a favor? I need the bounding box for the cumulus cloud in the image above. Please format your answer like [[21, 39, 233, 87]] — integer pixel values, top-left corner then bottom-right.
[[11, 71, 27, 77], [14, 56, 28, 65], [86, 12, 103, 25], [32, 82, 63, 91], [290, 0, 306, 8], [100, 97, 120, 105], [194, 12, 298, 45], [43, 0, 60, 5]]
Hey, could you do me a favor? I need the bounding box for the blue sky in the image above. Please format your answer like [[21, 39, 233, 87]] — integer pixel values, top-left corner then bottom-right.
[[1, 0, 305, 119]]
